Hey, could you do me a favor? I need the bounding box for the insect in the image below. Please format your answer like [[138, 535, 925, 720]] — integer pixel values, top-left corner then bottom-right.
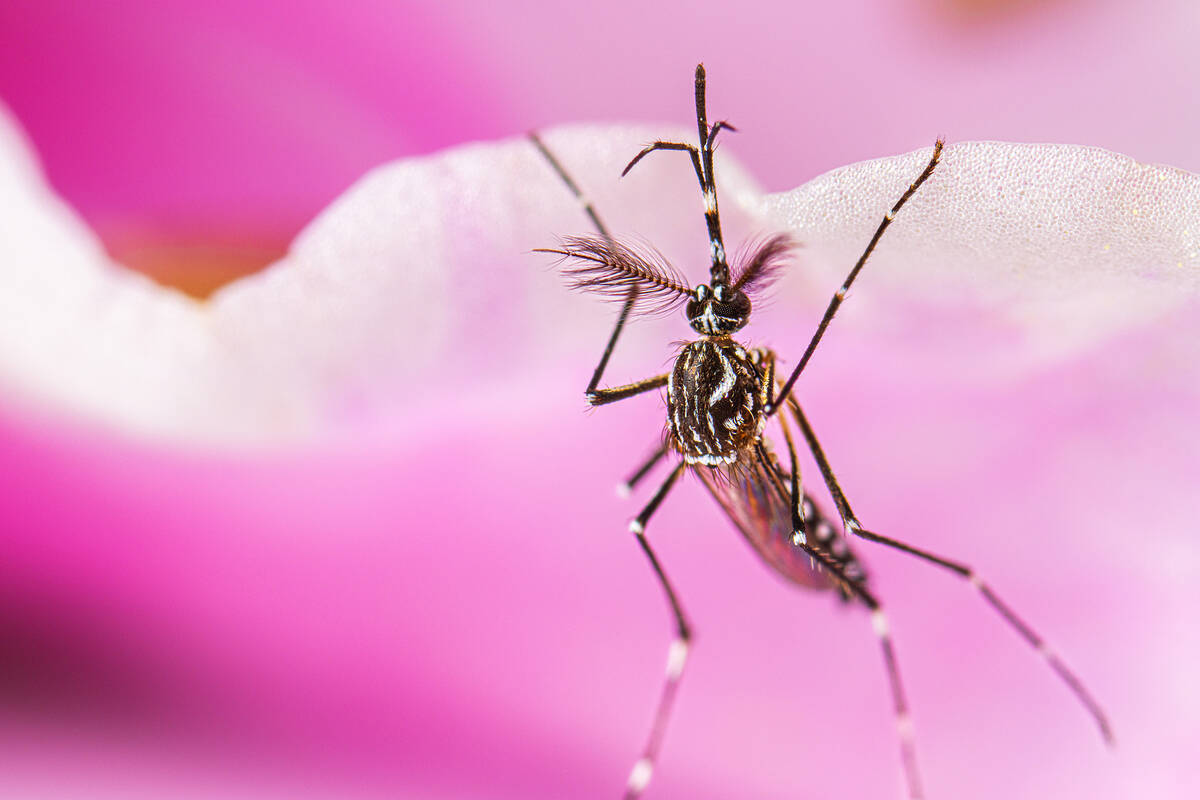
[[533, 64, 1111, 799]]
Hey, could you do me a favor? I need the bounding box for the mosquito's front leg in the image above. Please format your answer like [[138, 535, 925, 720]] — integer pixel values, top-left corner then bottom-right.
[[530, 132, 648, 402], [588, 373, 669, 407], [768, 139, 944, 416]]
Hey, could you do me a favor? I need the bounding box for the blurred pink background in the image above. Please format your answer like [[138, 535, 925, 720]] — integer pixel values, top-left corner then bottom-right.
[[0, 1, 1196, 799]]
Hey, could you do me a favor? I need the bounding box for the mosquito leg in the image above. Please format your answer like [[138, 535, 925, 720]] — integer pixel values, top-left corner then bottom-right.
[[622, 139, 721, 277], [767, 139, 945, 416], [530, 132, 641, 399], [621, 135, 722, 277], [757, 432, 866, 604], [757, 351, 814, 547], [690, 64, 731, 285], [618, 441, 670, 498], [589, 373, 668, 407], [871, 604, 924, 800], [708, 119, 736, 143], [621, 140, 706, 190], [788, 398, 1114, 745], [624, 66, 735, 286], [754, 346, 776, 413], [748, 450, 926, 800], [772, 413, 807, 545], [624, 460, 690, 800], [530, 131, 614, 239]]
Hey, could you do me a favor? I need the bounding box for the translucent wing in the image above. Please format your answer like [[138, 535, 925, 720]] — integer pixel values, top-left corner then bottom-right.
[[694, 454, 866, 596]]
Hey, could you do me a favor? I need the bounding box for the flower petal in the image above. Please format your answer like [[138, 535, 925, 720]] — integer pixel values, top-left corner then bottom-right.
[[761, 141, 1200, 374], [1, 108, 1197, 799], [3, 106, 1200, 447], [0, 110, 763, 443]]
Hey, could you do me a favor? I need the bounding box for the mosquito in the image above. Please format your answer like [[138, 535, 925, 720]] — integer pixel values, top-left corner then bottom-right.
[[532, 64, 1111, 799]]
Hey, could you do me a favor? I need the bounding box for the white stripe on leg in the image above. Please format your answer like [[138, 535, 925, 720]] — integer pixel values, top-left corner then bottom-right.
[[666, 637, 689, 681], [967, 571, 1112, 743], [624, 635, 690, 799], [871, 608, 924, 800], [627, 757, 654, 795]]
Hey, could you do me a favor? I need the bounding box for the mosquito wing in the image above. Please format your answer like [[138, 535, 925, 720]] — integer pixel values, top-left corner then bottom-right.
[[694, 453, 836, 592]]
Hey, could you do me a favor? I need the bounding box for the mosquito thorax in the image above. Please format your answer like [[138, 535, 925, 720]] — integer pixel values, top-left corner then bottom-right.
[[667, 337, 768, 466], [686, 282, 750, 336]]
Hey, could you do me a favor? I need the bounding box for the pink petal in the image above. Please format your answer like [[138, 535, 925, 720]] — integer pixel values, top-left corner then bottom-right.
[[761, 141, 1200, 373], [1, 111, 1196, 800], [0, 1, 506, 235]]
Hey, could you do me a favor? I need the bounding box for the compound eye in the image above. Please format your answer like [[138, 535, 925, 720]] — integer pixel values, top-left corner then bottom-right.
[[718, 289, 749, 317], [706, 289, 750, 334]]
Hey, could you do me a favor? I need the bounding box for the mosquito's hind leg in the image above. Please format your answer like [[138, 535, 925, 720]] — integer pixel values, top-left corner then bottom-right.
[[787, 397, 1114, 745], [766, 429, 924, 798], [621, 460, 691, 799]]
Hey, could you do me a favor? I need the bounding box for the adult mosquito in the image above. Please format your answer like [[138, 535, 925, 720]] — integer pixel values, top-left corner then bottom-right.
[[533, 64, 1111, 799]]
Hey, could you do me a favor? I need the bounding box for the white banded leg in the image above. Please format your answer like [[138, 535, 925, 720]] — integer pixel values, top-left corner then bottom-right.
[[871, 607, 924, 799], [626, 461, 691, 799], [621, 67, 738, 287], [788, 398, 1114, 745], [625, 636, 690, 798], [767, 139, 944, 416], [528, 130, 612, 245], [618, 441, 670, 498], [528, 131, 642, 402], [769, 429, 925, 798], [965, 572, 1113, 743]]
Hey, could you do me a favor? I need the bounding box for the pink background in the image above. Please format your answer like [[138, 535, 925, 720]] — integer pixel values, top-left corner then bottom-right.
[[0, 1, 1196, 799]]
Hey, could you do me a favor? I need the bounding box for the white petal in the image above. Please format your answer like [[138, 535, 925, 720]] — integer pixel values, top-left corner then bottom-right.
[[760, 141, 1200, 369], [0, 108, 762, 444], [4, 104, 1199, 445], [0, 106, 218, 438]]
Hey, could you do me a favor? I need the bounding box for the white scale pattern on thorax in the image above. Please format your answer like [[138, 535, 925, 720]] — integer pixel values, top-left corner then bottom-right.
[[668, 339, 767, 466]]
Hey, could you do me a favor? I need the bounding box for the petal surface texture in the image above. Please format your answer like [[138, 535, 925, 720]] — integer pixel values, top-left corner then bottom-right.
[[2, 111, 1198, 444]]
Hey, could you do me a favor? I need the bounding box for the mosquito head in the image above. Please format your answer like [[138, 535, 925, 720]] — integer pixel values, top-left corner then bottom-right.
[[687, 281, 750, 336]]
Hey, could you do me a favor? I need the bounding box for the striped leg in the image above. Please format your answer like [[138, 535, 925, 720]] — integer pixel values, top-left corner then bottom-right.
[[871, 606, 923, 799], [589, 373, 668, 408], [621, 65, 734, 287], [769, 428, 924, 798], [529, 132, 642, 401], [625, 461, 691, 799], [768, 139, 944, 416], [788, 398, 1114, 745], [618, 441, 670, 498], [622, 140, 705, 187]]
